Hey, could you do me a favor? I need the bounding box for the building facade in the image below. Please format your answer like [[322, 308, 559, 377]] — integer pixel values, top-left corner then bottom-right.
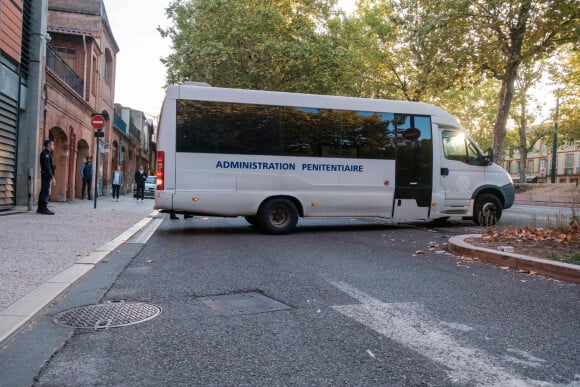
[[0, 0, 46, 210], [1, 0, 156, 209], [113, 103, 155, 195], [504, 140, 580, 185], [45, 0, 118, 201]]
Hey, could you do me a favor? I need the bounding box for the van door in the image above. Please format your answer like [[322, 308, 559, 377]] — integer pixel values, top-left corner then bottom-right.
[[439, 129, 482, 209], [393, 115, 433, 219]]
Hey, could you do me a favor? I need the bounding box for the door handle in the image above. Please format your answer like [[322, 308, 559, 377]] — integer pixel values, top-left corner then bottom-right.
[[441, 168, 449, 176]]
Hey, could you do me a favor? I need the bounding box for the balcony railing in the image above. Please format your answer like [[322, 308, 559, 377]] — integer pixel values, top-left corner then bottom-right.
[[114, 112, 127, 134], [129, 123, 141, 140], [46, 44, 83, 96]]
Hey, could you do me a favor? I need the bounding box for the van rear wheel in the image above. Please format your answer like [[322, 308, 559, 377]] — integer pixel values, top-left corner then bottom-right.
[[258, 198, 298, 234]]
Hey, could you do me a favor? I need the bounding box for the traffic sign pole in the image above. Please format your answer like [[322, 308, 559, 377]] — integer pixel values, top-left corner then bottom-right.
[[90, 114, 106, 209], [94, 138, 99, 209]]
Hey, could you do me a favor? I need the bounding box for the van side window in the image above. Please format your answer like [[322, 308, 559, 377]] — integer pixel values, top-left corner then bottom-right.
[[442, 130, 480, 165]]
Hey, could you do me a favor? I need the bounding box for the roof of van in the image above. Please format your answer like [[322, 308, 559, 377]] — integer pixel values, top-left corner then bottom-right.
[[165, 83, 461, 129]]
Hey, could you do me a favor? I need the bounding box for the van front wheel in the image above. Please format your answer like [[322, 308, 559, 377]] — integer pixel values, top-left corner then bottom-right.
[[473, 193, 502, 226], [258, 198, 298, 234]]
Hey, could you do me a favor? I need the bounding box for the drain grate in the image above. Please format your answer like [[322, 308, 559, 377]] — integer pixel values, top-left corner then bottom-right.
[[200, 292, 292, 316], [53, 301, 161, 329]]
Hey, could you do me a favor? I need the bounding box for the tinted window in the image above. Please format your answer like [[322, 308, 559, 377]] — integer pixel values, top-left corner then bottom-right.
[[176, 100, 431, 161]]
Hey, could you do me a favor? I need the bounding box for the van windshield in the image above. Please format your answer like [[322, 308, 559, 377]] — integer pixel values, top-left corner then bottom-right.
[[146, 176, 156, 183]]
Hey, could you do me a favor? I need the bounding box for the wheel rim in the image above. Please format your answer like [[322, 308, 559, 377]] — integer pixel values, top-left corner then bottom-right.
[[478, 201, 499, 225], [269, 206, 290, 228], [481, 202, 497, 216]]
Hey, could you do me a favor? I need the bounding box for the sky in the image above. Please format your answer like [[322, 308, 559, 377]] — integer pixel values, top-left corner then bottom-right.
[[103, 0, 356, 118], [103, 0, 172, 117]]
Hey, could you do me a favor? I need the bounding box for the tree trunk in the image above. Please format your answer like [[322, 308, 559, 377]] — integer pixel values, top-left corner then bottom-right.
[[491, 1, 530, 165], [519, 97, 527, 184], [492, 61, 519, 165]]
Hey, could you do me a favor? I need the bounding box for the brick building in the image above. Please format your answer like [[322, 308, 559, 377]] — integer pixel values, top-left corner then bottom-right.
[[113, 103, 155, 194], [45, 0, 119, 201], [504, 140, 580, 185], [1, 0, 156, 209]]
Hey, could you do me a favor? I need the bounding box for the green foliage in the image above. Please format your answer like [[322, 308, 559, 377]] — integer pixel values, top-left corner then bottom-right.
[[548, 46, 580, 142], [159, 0, 365, 95], [354, 0, 472, 101], [158, 0, 579, 158]]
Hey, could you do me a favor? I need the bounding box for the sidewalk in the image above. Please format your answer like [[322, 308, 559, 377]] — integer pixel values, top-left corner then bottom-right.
[[0, 196, 159, 344], [514, 192, 580, 207]]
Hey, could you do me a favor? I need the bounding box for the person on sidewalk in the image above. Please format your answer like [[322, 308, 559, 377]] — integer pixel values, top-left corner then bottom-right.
[[37, 139, 55, 215], [111, 163, 123, 202], [81, 156, 94, 200], [134, 165, 147, 203]]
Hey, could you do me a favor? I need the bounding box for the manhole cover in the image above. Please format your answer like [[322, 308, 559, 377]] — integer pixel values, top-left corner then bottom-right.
[[201, 292, 292, 316], [53, 301, 161, 329]]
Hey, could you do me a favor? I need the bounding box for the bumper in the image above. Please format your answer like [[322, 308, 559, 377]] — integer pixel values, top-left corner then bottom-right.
[[501, 183, 516, 209]]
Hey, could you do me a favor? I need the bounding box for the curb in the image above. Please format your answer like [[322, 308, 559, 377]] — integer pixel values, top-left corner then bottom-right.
[[448, 234, 580, 284], [0, 210, 160, 346]]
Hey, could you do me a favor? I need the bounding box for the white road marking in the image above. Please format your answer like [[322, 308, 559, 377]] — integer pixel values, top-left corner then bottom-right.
[[330, 281, 551, 386], [130, 218, 163, 244]]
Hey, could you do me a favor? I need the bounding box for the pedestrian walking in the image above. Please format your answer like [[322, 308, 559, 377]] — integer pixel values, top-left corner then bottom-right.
[[111, 163, 123, 202], [37, 139, 55, 215], [134, 165, 147, 203], [81, 156, 94, 200]]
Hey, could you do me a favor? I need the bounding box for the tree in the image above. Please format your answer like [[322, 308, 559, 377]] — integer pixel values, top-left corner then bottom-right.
[[354, 0, 471, 101], [159, 0, 364, 95], [464, 0, 579, 163], [511, 61, 543, 183], [432, 77, 500, 151], [548, 45, 580, 143]]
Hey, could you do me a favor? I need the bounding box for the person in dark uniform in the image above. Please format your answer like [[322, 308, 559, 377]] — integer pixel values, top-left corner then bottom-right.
[[134, 165, 147, 203], [81, 156, 94, 200], [37, 139, 55, 215]]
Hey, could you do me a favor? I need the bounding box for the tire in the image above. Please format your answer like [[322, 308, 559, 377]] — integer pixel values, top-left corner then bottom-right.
[[257, 198, 298, 235], [473, 193, 502, 226], [244, 215, 259, 227]]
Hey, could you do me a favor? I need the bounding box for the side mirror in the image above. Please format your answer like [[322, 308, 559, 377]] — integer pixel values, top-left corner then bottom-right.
[[480, 147, 494, 166]]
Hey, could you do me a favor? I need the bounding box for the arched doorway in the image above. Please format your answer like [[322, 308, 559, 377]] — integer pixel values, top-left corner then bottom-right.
[[48, 127, 68, 202]]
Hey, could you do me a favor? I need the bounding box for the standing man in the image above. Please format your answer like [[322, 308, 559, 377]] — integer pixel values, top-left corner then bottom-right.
[[111, 163, 123, 202], [81, 156, 93, 200], [37, 139, 55, 215], [134, 164, 147, 203]]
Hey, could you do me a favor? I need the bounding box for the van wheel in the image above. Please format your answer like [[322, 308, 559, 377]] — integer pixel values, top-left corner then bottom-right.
[[473, 193, 502, 226], [258, 198, 298, 234], [244, 216, 259, 227]]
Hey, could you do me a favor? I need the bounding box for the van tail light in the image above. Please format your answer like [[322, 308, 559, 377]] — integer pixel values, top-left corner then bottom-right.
[[156, 151, 165, 191]]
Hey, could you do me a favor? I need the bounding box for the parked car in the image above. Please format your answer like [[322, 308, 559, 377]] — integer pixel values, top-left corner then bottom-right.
[[134, 176, 156, 198]]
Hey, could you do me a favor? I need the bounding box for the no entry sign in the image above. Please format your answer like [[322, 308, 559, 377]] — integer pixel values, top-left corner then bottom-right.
[[91, 114, 105, 130]]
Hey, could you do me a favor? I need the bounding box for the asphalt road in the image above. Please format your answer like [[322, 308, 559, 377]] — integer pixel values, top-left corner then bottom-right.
[[2, 214, 579, 386]]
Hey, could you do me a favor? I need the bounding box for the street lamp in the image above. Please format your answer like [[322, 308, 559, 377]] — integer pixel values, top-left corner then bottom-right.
[[550, 96, 559, 184]]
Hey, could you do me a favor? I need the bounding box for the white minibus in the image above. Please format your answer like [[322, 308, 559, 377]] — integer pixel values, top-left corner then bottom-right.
[[154, 83, 514, 234]]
